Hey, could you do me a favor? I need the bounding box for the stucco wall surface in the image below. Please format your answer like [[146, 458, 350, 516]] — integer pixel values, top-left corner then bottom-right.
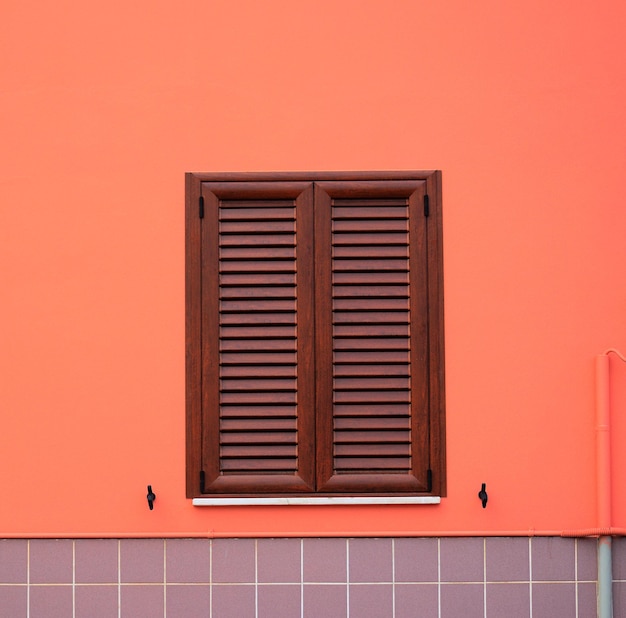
[[1, 0, 625, 536]]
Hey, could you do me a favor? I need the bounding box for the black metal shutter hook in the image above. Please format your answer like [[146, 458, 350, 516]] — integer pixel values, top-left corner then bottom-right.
[[478, 483, 488, 508], [147, 485, 156, 510]]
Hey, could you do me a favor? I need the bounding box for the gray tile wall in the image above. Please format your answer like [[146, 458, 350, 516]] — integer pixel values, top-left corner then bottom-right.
[[0, 536, 623, 617]]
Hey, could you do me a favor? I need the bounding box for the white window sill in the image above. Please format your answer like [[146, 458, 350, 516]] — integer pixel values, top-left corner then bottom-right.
[[192, 496, 441, 506]]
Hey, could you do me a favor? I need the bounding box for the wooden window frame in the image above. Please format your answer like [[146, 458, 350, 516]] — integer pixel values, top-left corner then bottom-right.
[[186, 171, 445, 499]]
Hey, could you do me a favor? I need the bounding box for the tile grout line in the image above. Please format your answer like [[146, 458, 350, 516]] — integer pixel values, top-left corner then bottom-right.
[[163, 540, 167, 618], [118, 540, 121, 618], [528, 537, 533, 618], [574, 538, 578, 618], [483, 538, 487, 618], [346, 539, 350, 618], [437, 538, 441, 618], [300, 538, 304, 618], [72, 540, 76, 618], [209, 540, 213, 618], [392, 538, 396, 618], [0, 579, 586, 587], [255, 539, 258, 618], [27, 540, 30, 618]]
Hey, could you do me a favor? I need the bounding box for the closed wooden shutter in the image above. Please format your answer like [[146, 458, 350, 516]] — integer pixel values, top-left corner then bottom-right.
[[187, 171, 445, 498], [199, 181, 315, 493], [314, 181, 431, 493]]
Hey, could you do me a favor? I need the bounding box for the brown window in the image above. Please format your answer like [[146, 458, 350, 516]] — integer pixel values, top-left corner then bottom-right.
[[186, 172, 445, 498]]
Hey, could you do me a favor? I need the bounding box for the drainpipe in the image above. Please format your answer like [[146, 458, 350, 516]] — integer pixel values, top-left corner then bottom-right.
[[596, 353, 612, 618]]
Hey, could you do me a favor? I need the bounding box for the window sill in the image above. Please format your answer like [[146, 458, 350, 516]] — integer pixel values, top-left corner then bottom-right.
[[192, 496, 441, 506]]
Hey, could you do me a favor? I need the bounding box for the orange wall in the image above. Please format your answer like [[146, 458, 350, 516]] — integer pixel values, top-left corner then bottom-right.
[[1, 0, 625, 536]]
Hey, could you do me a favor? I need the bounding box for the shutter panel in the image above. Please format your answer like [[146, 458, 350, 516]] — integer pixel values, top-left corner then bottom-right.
[[315, 181, 431, 493], [188, 171, 444, 499], [200, 181, 315, 493]]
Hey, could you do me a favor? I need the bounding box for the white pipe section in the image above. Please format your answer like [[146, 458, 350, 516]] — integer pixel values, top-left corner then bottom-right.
[[598, 535, 613, 618]]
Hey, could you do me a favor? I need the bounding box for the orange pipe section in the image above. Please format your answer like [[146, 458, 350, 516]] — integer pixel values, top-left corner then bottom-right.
[[561, 528, 626, 537], [596, 354, 612, 530], [5, 528, 626, 539]]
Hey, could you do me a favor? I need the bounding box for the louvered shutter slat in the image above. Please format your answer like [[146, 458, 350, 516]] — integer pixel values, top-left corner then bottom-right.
[[334, 364, 409, 377], [220, 246, 296, 259], [333, 245, 409, 258], [333, 285, 409, 298], [334, 350, 410, 364], [222, 416, 296, 433], [220, 273, 297, 285], [334, 401, 410, 416], [220, 407, 296, 418], [220, 351, 296, 365], [220, 339, 296, 352], [334, 414, 410, 428]]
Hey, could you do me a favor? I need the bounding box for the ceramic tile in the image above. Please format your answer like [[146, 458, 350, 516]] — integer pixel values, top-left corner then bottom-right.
[[0, 540, 28, 584], [166, 539, 210, 583], [348, 538, 392, 583], [166, 584, 211, 616], [303, 584, 347, 618], [120, 585, 164, 618], [614, 581, 626, 618], [120, 539, 164, 584], [576, 538, 597, 582], [212, 584, 255, 617], [258, 584, 301, 617], [29, 539, 73, 584], [75, 585, 119, 618], [303, 538, 347, 583], [257, 538, 301, 583], [577, 582, 597, 618], [212, 539, 256, 584], [532, 582, 575, 617], [531, 538, 575, 582], [394, 538, 438, 583], [486, 583, 530, 617], [349, 584, 393, 616], [395, 583, 438, 618], [486, 537, 529, 582], [0, 586, 27, 616], [440, 583, 484, 618], [75, 539, 118, 584], [29, 585, 74, 618], [611, 537, 626, 580], [440, 538, 484, 583]]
